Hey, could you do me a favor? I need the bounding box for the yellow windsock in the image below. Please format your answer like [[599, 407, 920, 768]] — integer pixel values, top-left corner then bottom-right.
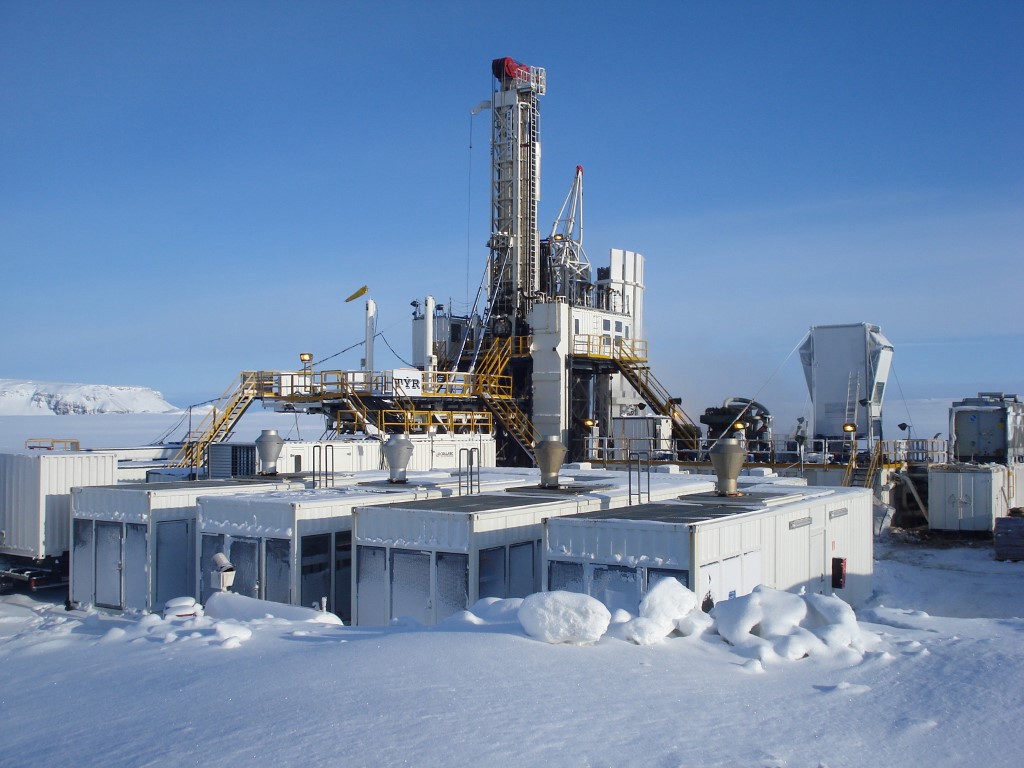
[[345, 285, 369, 303]]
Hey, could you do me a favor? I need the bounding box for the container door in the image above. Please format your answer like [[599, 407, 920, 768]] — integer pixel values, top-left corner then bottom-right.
[[94, 521, 123, 609], [228, 538, 260, 599], [333, 532, 353, 624], [435, 552, 469, 621], [71, 519, 95, 606], [263, 539, 291, 604], [124, 524, 148, 611], [958, 473, 986, 532], [155, 520, 194, 607], [809, 529, 826, 595], [356, 545, 387, 626], [390, 550, 431, 624], [508, 541, 536, 598], [301, 534, 331, 611]]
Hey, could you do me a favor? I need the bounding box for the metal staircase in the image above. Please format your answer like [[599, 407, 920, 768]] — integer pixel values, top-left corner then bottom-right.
[[480, 390, 537, 463], [329, 372, 374, 435], [612, 357, 700, 448], [171, 372, 260, 470], [470, 338, 536, 461]]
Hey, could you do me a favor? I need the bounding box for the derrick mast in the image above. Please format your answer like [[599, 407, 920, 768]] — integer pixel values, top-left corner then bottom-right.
[[487, 57, 546, 337]]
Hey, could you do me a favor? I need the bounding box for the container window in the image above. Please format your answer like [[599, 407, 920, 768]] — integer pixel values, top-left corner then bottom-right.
[[301, 534, 331, 611], [436, 552, 469, 621], [603, 319, 611, 331], [615, 320, 623, 334], [548, 560, 584, 594], [646, 567, 690, 592], [356, 545, 386, 626], [264, 539, 291, 604], [71, 518, 94, 606], [333, 531, 353, 623], [508, 541, 535, 597], [478, 546, 506, 599], [591, 565, 640, 615], [390, 550, 431, 624]]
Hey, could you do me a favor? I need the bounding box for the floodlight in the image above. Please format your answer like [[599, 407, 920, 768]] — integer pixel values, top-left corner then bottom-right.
[[299, 353, 314, 364], [842, 422, 857, 433]]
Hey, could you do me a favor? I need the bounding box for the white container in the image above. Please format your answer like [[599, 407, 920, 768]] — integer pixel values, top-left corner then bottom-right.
[[208, 434, 496, 479], [543, 485, 874, 612], [196, 468, 540, 622], [71, 479, 300, 612], [351, 471, 717, 626], [1, 452, 117, 559], [927, 464, 1009, 531]]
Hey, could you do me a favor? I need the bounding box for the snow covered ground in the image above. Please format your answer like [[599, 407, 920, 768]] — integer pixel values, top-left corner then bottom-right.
[[1, 531, 1021, 766], [1, 413, 1021, 766]]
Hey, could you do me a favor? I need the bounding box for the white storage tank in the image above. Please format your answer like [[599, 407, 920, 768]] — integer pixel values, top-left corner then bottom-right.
[[543, 485, 874, 612], [927, 464, 1010, 532], [71, 479, 301, 612], [1, 451, 118, 560]]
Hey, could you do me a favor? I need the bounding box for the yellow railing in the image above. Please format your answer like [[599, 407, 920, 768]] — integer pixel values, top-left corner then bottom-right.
[[571, 335, 648, 362], [253, 368, 516, 401], [377, 410, 493, 434]]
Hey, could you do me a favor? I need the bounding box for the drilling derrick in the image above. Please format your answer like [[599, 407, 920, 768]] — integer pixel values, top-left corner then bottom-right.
[[487, 57, 546, 338]]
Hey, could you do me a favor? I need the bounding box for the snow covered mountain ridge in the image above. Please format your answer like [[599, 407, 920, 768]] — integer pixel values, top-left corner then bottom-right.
[[0, 379, 179, 415]]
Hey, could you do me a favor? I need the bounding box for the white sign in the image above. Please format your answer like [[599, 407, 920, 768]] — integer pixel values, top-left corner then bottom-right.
[[391, 368, 423, 396]]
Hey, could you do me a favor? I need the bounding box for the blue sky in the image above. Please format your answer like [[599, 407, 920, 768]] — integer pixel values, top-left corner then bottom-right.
[[2, 1, 1021, 435]]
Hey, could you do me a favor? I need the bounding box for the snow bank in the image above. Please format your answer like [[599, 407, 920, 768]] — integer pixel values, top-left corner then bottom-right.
[[204, 592, 343, 625], [518, 591, 610, 644], [622, 577, 704, 645], [712, 586, 864, 662]]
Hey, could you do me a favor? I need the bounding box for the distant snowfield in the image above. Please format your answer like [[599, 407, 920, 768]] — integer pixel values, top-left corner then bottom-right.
[[1, 415, 1021, 766], [0, 410, 327, 454], [0, 378, 178, 416]]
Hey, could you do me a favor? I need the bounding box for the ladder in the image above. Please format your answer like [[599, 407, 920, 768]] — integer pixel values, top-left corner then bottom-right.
[[171, 372, 260, 470]]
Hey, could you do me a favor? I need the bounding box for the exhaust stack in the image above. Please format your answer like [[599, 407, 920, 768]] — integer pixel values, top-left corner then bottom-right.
[[709, 438, 745, 496], [383, 434, 415, 483], [534, 436, 567, 488], [255, 430, 285, 475]]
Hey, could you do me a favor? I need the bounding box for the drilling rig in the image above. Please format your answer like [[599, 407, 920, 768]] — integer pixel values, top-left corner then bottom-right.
[[204, 57, 699, 471]]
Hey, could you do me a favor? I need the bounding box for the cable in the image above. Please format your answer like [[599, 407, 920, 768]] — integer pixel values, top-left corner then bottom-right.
[[379, 333, 415, 367], [890, 362, 915, 431]]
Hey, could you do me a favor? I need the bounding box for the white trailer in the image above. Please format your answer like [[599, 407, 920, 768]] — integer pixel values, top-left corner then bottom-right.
[[543, 485, 874, 613], [196, 468, 539, 621], [351, 471, 718, 626], [70, 479, 301, 612], [1, 451, 118, 589]]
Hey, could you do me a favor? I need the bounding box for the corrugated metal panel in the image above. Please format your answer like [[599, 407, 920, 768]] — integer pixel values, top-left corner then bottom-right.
[[928, 465, 1006, 531], [1, 452, 117, 558], [355, 507, 470, 551], [546, 518, 690, 568]]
